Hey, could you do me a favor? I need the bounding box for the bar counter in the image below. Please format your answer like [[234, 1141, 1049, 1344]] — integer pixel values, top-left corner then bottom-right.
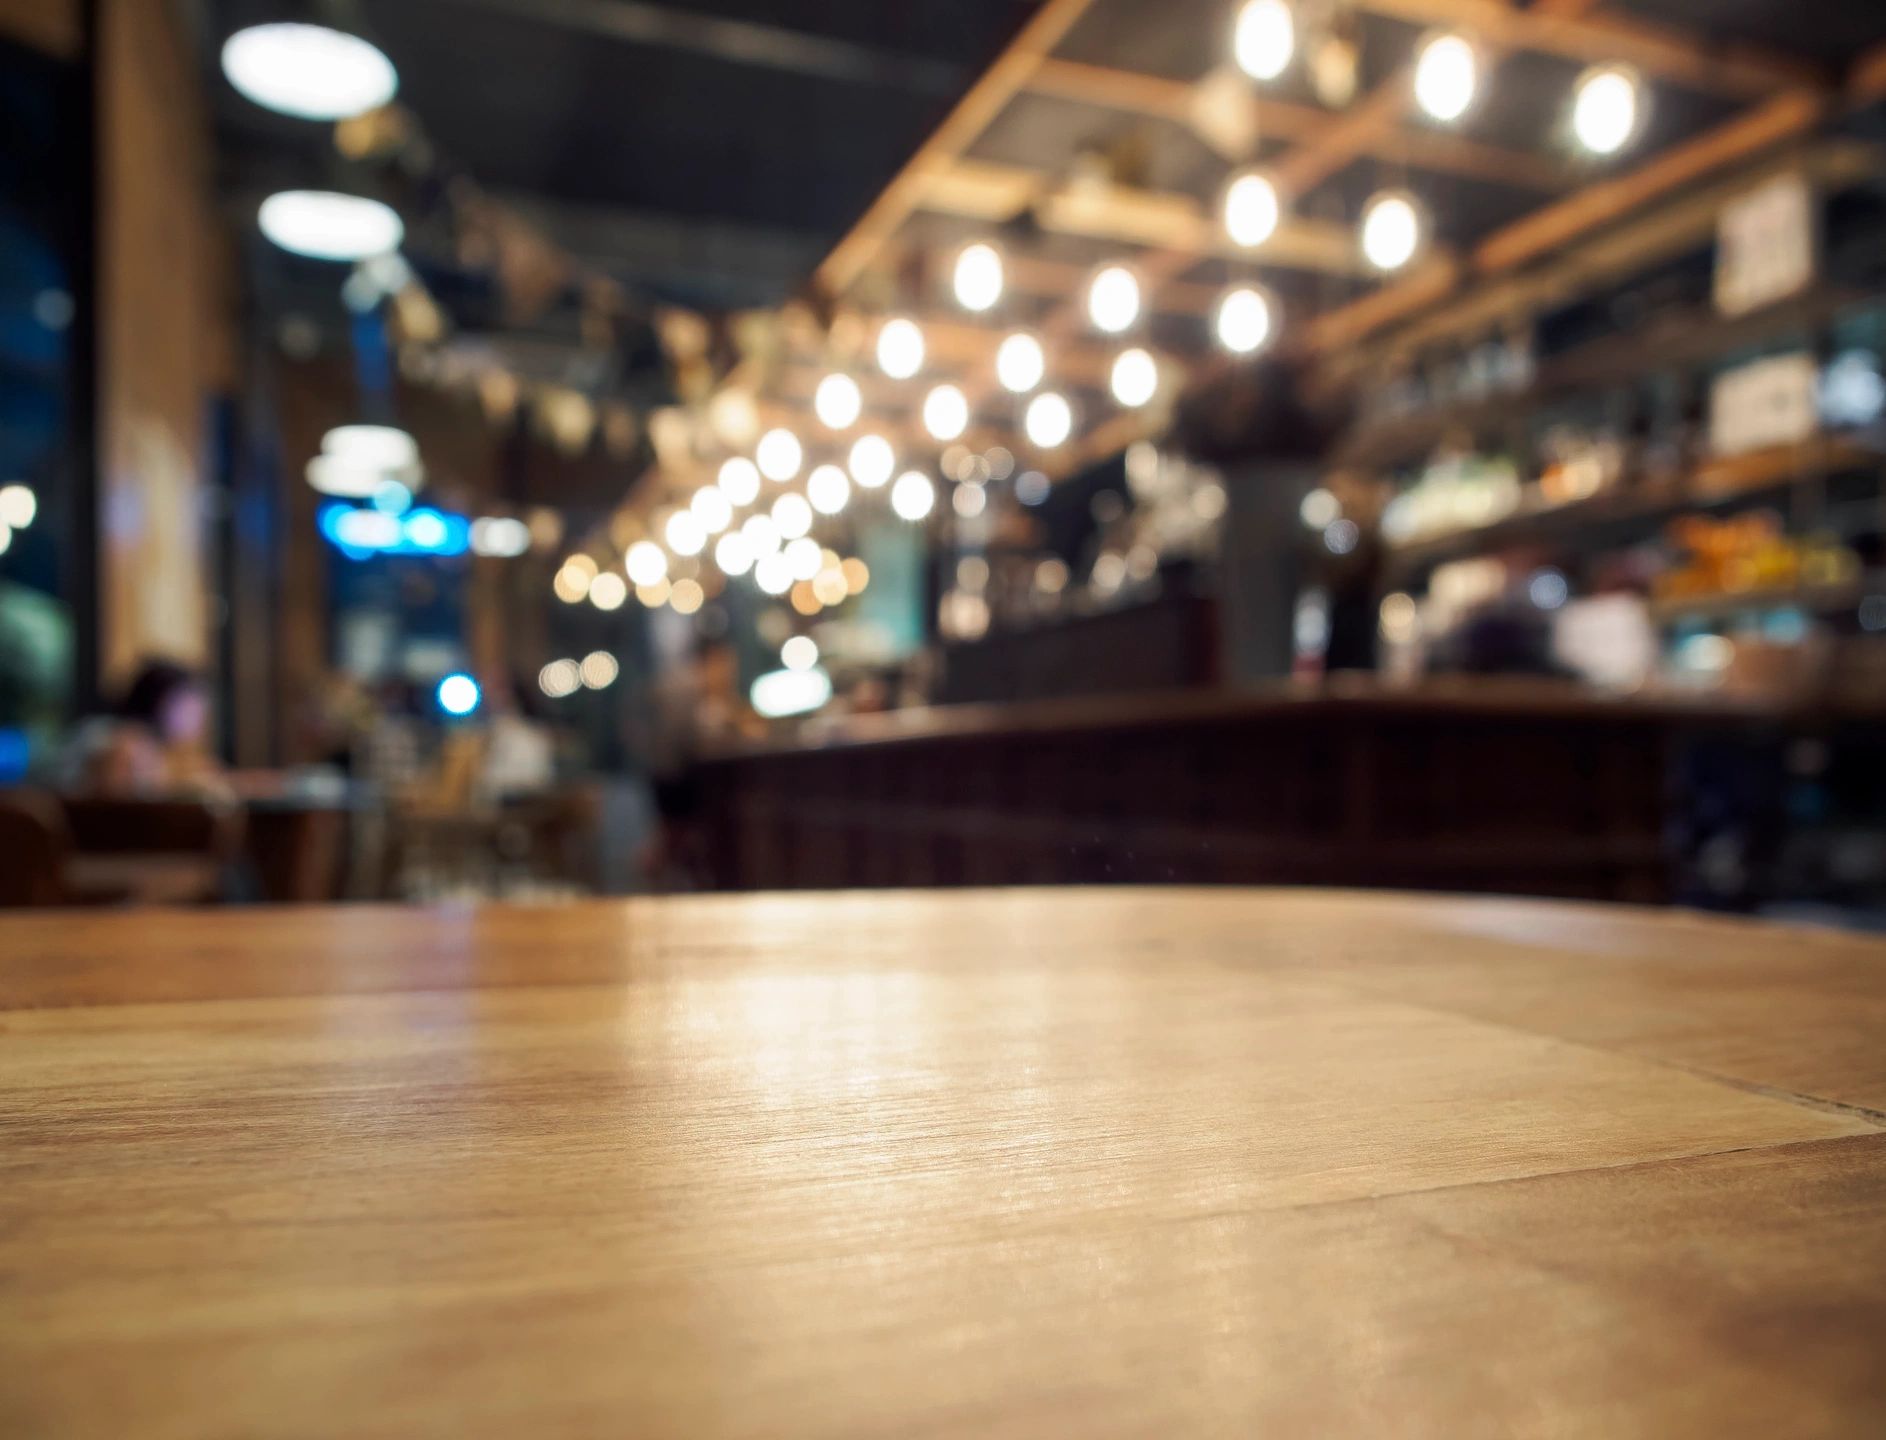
[[3, 890, 1884, 1436]]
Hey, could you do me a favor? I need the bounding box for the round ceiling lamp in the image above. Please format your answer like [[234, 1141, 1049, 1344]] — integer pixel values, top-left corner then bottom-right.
[[813, 373, 862, 430], [952, 243, 1004, 312], [1110, 349, 1159, 408], [1412, 32, 1479, 123], [848, 433, 895, 489], [755, 428, 803, 482], [221, 22, 397, 121], [996, 331, 1046, 393], [922, 384, 970, 441], [890, 471, 935, 522], [1215, 286, 1275, 355], [1233, 0, 1294, 83], [259, 190, 403, 261], [1024, 392, 1074, 449], [1222, 169, 1281, 249], [1087, 265, 1141, 334], [1359, 189, 1425, 271], [876, 317, 925, 379], [1571, 64, 1643, 156]]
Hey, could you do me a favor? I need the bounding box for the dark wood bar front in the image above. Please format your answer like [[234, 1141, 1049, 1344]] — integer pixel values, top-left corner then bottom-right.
[[696, 682, 1744, 900]]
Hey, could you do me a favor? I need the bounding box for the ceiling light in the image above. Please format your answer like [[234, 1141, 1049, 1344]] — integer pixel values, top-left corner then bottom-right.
[[259, 190, 402, 261], [1223, 169, 1281, 248], [1110, 349, 1159, 408], [690, 486, 733, 535], [755, 551, 793, 595], [877, 317, 924, 379], [669, 578, 704, 615], [1360, 189, 1424, 271], [742, 513, 781, 555], [923, 384, 969, 441], [713, 531, 754, 577], [665, 510, 707, 557], [1234, 0, 1294, 83], [1087, 265, 1140, 333], [539, 659, 581, 698], [221, 22, 397, 121], [756, 428, 802, 481], [1025, 392, 1074, 449], [996, 331, 1045, 393], [1413, 33, 1478, 123], [469, 516, 529, 557], [848, 433, 895, 488], [1572, 64, 1642, 156], [588, 572, 628, 611], [305, 455, 382, 498], [322, 424, 416, 472], [1215, 286, 1275, 354], [772, 492, 813, 540], [814, 373, 862, 429], [953, 242, 1004, 312], [717, 456, 760, 506], [807, 464, 851, 515], [891, 470, 935, 521], [781, 636, 819, 672], [625, 540, 668, 587], [580, 652, 619, 689], [781, 537, 822, 582], [0, 483, 34, 529]]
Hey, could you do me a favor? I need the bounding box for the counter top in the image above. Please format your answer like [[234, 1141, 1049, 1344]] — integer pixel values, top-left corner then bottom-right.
[[4, 890, 1884, 1436]]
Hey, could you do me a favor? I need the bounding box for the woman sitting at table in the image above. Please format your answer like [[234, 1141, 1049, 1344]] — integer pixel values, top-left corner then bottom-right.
[[63, 659, 227, 798]]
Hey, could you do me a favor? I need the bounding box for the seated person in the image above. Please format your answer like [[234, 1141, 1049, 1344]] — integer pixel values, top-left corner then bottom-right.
[[63, 659, 227, 798]]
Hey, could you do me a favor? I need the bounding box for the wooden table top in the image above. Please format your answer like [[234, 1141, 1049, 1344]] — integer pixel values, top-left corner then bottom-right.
[[4, 889, 1884, 1438]]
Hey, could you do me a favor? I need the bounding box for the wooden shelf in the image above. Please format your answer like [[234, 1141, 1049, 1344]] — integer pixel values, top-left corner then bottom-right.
[[1383, 437, 1879, 580]]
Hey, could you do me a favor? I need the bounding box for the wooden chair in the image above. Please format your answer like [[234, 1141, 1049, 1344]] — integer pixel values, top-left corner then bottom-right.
[[0, 790, 74, 907], [57, 796, 245, 905]]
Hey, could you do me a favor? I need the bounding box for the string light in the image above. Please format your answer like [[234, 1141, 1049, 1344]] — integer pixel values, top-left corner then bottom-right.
[[923, 384, 969, 441], [1215, 286, 1275, 354], [952, 483, 987, 518], [625, 540, 668, 587], [1110, 348, 1159, 408], [952, 242, 1004, 312], [580, 652, 619, 689], [755, 552, 793, 595], [714, 530, 754, 576], [996, 331, 1045, 393], [690, 485, 733, 535], [814, 373, 862, 429], [665, 510, 707, 557], [742, 513, 782, 555], [876, 317, 925, 379], [588, 572, 628, 610], [669, 578, 704, 614], [848, 433, 895, 488], [807, 463, 851, 515], [891, 471, 935, 521], [1233, 0, 1294, 82], [1360, 189, 1424, 271], [1087, 266, 1140, 333], [784, 536, 824, 580], [717, 456, 760, 505], [1024, 392, 1074, 449], [1572, 64, 1642, 156], [539, 659, 580, 698], [1413, 32, 1479, 123], [756, 428, 802, 481], [782, 636, 819, 672], [841, 557, 870, 594], [1223, 169, 1281, 248], [772, 492, 814, 540]]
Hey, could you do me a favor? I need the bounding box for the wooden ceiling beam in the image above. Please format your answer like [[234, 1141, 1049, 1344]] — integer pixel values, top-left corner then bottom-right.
[[1349, 0, 1823, 99], [1026, 57, 1573, 192]]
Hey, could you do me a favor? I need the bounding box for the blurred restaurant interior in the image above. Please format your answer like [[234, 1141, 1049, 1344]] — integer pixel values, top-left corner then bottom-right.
[[4, 0, 1886, 919]]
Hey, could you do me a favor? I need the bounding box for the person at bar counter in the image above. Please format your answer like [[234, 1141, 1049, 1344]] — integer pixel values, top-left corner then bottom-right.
[[61, 659, 228, 799]]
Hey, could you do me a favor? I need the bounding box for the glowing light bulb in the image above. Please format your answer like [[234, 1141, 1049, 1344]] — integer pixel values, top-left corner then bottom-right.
[[848, 433, 895, 488], [1413, 33, 1478, 123], [259, 190, 402, 261], [588, 572, 628, 610], [436, 673, 480, 716], [814, 373, 862, 430], [877, 317, 924, 379], [1025, 392, 1074, 449], [690, 485, 733, 535], [580, 652, 619, 689], [756, 428, 802, 481], [0, 484, 37, 529], [890, 470, 935, 521], [1110, 349, 1159, 408], [923, 384, 969, 441], [781, 635, 819, 672], [1572, 64, 1641, 156], [717, 456, 760, 505], [665, 510, 707, 557], [1215, 286, 1275, 355], [784, 536, 824, 581], [625, 540, 668, 587], [1234, 0, 1294, 82], [771, 492, 813, 540], [714, 530, 754, 576], [1087, 265, 1140, 334], [807, 463, 851, 516], [996, 331, 1045, 393], [953, 242, 1004, 312], [1223, 170, 1281, 248], [1360, 190, 1423, 271], [221, 22, 397, 121], [742, 513, 781, 555]]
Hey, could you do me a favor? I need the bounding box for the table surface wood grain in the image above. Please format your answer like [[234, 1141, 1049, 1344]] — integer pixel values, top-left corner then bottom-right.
[[3, 889, 1884, 1438]]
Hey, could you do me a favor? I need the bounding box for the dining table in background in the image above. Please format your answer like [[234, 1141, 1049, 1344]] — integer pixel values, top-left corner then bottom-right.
[[2, 889, 1884, 1437]]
